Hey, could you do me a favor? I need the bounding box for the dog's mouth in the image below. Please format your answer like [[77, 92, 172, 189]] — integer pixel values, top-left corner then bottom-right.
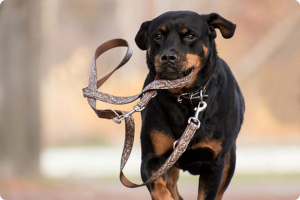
[[157, 65, 194, 80]]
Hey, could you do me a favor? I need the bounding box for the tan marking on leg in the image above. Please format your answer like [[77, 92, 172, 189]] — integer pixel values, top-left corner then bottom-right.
[[151, 177, 174, 200], [166, 166, 182, 200], [215, 153, 231, 200], [192, 140, 223, 157], [151, 130, 175, 156], [197, 182, 206, 200]]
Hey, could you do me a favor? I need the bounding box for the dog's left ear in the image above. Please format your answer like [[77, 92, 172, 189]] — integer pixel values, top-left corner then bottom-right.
[[204, 13, 236, 39], [135, 21, 151, 50]]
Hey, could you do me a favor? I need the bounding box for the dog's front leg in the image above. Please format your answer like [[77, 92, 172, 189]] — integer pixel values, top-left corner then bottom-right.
[[197, 148, 236, 200], [141, 155, 174, 200], [197, 158, 225, 200], [166, 166, 183, 200]]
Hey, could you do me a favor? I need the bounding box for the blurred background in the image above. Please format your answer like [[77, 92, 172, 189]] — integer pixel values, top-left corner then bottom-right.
[[0, 0, 299, 199]]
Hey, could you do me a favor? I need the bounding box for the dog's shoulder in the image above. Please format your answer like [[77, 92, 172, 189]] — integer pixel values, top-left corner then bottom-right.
[[214, 57, 245, 122]]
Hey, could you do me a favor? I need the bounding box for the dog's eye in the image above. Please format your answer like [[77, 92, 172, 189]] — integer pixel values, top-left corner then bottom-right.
[[154, 34, 163, 41], [186, 34, 196, 41]]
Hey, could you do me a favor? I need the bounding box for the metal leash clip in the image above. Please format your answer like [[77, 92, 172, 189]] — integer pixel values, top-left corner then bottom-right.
[[187, 89, 207, 129], [188, 101, 207, 128], [110, 104, 145, 124]]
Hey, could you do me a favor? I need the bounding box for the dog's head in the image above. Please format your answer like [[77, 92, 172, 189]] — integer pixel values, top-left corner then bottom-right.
[[135, 11, 236, 86]]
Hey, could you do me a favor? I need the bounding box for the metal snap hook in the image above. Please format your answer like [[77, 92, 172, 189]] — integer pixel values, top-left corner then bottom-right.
[[133, 103, 145, 112], [109, 109, 123, 124]]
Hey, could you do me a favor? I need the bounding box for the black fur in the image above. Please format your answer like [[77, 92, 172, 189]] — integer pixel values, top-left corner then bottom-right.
[[136, 11, 244, 200]]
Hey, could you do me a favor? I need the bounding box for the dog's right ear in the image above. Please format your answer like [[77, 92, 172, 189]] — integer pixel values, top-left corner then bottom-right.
[[135, 21, 151, 50], [203, 13, 236, 39]]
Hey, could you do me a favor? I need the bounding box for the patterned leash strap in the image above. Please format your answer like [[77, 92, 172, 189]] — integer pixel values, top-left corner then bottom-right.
[[82, 39, 204, 188]]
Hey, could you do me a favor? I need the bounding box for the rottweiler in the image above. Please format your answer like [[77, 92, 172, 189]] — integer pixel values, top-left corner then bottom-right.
[[135, 11, 245, 200]]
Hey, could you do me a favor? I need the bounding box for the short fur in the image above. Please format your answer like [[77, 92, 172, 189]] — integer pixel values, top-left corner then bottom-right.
[[135, 11, 245, 200]]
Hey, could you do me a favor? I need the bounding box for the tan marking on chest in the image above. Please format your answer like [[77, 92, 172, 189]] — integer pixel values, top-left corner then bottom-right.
[[151, 131, 175, 156], [192, 139, 223, 157]]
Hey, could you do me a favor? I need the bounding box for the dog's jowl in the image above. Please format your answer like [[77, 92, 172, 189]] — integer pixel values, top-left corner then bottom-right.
[[135, 11, 245, 200]]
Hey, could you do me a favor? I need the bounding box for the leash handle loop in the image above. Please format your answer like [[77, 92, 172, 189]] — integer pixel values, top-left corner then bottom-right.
[[84, 39, 134, 120]]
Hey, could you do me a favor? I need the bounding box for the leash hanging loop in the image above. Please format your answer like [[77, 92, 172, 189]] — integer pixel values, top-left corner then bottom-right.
[[83, 38, 200, 188]]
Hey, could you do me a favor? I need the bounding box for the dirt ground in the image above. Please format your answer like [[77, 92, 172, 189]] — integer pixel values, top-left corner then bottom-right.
[[0, 175, 299, 200]]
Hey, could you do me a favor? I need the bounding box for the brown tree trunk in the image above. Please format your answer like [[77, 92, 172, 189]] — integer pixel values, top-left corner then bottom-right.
[[0, 0, 41, 177]]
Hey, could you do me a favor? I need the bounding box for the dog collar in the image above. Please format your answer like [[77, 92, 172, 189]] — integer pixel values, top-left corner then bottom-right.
[[177, 76, 212, 105], [177, 89, 208, 105]]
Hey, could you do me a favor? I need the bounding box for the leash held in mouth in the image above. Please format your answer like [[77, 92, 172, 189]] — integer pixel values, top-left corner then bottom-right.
[[82, 38, 207, 188]]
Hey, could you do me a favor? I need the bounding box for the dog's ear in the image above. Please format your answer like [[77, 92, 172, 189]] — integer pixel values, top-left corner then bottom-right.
[[203, 13, 236, 39], [135, 21, 151, 50]]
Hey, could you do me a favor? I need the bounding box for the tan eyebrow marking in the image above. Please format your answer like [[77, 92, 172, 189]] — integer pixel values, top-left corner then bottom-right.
[[160, 26, 167, 32], [181, 28, 188, 34]]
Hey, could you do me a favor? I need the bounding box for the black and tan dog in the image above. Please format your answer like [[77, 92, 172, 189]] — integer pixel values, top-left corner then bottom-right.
[[135, 11, 245, 200]]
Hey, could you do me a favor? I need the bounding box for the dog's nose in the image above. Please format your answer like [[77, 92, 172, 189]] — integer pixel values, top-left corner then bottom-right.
[[161, 52, 178, 63]]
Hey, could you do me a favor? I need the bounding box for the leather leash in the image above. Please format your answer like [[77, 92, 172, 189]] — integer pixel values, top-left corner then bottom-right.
[[82, 38, 207, 188]]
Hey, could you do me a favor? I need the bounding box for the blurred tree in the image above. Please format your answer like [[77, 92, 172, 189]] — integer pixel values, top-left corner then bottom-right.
[[0, 0, 41, 177]]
